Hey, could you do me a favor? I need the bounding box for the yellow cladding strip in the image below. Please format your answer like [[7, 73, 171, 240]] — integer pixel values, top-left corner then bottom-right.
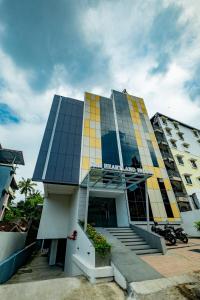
[[171, 203, 181, 218], [164, 178, 172, 191], [81, 92, 102, 180]]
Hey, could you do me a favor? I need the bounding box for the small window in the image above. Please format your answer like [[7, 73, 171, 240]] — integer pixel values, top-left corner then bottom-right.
[[166, 128, 172, 136], [173, 122, 179, 130], [190, 159, 197, 169], [177, 155, 184, 165], [177, 132, 184, 140], [170, 139, 177, 148], [193, 130, 199, 138], [183, 143, 189, 150], [162, 118, 167, 125], [184, 175, 192, 185], [191, 193, 200, 209]]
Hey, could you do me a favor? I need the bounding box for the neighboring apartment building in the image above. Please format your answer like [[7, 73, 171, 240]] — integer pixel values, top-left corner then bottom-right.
[[151, 113, 200, 236], [33, 90, 181, 272], [0, 144, 24, 220]]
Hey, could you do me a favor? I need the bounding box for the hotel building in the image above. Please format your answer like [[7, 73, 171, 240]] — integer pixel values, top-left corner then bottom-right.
[[33, 90, 181, 277], [151, 113, 200, 236]]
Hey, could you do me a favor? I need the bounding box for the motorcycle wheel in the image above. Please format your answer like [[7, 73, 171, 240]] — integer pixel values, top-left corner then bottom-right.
[[181, 236, 188, 244], [167, 236, 176, 245]]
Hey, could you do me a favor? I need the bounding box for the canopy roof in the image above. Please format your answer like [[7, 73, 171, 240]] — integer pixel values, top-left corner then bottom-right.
[[80, 167, 152, 191], [0, 149, 25, 165]]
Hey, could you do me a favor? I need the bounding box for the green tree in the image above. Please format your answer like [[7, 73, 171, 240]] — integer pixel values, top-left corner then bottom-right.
[[18, 178, 37, 201]]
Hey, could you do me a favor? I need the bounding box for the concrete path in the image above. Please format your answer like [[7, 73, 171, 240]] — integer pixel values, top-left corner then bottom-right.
[[97, 228, 162, 283], [7, 253, 65, 284], [128, 273, 200, 299], [0, 277, 126, 300]]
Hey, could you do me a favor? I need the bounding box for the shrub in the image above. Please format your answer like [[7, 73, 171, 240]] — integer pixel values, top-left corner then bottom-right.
[[194, 221, 200, 232], [86, 224, 111, 257]]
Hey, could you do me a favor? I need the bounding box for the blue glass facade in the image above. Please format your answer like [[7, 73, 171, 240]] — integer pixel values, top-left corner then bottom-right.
[[100, 97, 120, 166], [33, 96, 83, 184], [113, 90, 141, 168], [147, 140, 159, 167]]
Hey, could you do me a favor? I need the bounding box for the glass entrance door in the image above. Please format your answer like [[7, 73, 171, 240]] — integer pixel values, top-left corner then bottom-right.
[[88, 197, 117, 227]]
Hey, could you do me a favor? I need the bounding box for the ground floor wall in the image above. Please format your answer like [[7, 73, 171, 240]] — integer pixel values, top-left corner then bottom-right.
[[181, 210, 200, 237], [0, 232, 27, 262]]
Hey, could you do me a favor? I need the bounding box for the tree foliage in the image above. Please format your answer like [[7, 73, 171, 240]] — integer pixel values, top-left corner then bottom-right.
[[18, 178, 37, 201]]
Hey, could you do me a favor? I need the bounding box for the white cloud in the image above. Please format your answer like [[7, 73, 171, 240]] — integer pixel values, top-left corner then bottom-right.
[[80, 0, 200, 127], [0, 0, 200, 201]]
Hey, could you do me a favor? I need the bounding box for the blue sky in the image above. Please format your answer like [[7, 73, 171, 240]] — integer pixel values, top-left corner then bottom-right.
[[0, 0, 199, 186]]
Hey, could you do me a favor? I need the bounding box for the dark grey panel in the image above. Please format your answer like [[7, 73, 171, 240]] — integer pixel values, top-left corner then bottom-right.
[[33, 95, 59, 181], [33, 95, 83, 185]]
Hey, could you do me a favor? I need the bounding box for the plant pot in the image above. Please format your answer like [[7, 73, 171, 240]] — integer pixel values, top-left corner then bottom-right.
[[95, 251, 111, 267]]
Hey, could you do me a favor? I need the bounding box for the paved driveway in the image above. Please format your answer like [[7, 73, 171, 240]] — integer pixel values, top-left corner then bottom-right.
[[141, 239, 200, 277]]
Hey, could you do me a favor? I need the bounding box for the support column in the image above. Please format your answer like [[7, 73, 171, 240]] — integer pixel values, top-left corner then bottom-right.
[[49, 239, 58, 265], [145, 181, 150, 231], [84, 173, 90, 232]]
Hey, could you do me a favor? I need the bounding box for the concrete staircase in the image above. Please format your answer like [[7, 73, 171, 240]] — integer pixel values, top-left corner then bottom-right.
[[106, 227, 161, 255]]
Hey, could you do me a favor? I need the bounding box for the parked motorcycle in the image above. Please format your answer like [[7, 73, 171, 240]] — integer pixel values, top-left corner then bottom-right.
[[164, 224, 188, 244], [151, 221, 176, 245]]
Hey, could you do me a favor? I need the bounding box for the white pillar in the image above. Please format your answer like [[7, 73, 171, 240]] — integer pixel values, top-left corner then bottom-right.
[[49, 239, 58, 265], [84, 173, 90, 232]]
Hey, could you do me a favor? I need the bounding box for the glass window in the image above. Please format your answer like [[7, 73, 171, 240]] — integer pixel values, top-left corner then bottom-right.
[[177, 156, 184, 165], [184, 175, 192, 185], [158, 181, 174, 218], [177, 132, 184, 140], [147, 140, 159, 167], [191, 193, 200, 209], [173, 122, 179, 130], [128, 182, 153, 221], [100, 97, 120, 166], [170, 140, 177, 148], [113, 91, 142, 169], [162, 118, 167, 125], [140, 113, 148, 132], [166, 128, 172, 136], [183, 143, 189, 149], [190, 160, 197, 168], [193, 130, 199, 138]]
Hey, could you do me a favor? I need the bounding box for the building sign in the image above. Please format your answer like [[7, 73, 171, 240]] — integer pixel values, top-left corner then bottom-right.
[[91, 163, 151, 175]]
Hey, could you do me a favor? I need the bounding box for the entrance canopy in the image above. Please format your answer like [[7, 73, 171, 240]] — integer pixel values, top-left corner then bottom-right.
[[80, 167, 152, 191]]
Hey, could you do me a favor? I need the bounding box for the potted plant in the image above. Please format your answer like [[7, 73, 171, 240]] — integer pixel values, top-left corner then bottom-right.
[[194, 221, 200, 232], [86, 224, 111, 267]]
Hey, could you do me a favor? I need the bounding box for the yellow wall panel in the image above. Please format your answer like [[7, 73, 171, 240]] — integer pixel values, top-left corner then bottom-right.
[[164, 179, 172, 191], [84, 119, 90, 128], [90, 106, 96, 114], [90, 128, 96, 138], [95, 138, 101, 148], [89, 138, 96, 147], [90, 113, 96, 121], [154, 167, 161, 178], [158, 158, 165, 168], [95, 158, 101, 165], [171, 203, 180, 218], [82, 157, 89, 170], [84, 127, 90, 136], [95, 115, 100, 122], [154, 217, 163, 222]]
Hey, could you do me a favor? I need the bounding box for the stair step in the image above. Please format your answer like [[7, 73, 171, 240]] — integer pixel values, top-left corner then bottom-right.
[[112, 234, 140, 238], [126, 245, 150, 250], [108, 231, 134, 234], [134, 248, 161, 255], [123, 241, 147, 246], [117, 238, 142, 241]]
